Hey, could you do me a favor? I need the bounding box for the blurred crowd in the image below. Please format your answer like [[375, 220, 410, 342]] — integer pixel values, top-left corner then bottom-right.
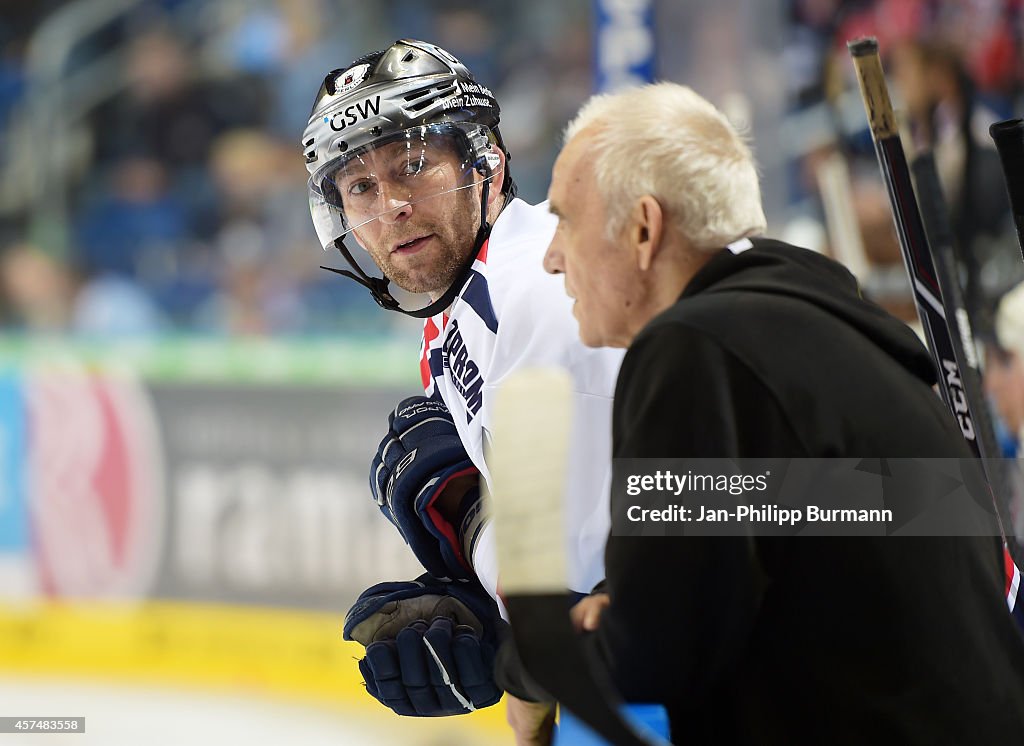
[[784, 0, 1024, 514], [0, 0, 1023, 343], [782, 0, 1024, 332], [0, 0, 592, 337]]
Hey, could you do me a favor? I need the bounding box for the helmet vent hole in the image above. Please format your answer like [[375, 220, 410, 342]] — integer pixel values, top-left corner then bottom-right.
[[338, 141, 348, 151], [370, 126, 382, 136], [402, 81, 456, 113], [402, 51, 416, 63], [404, 83, 443, 102], [407, 99, 435, 113], [304, 138, 314, 147]]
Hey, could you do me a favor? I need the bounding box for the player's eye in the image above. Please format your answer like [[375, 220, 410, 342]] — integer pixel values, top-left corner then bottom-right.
[[401, 156, 427, 176], [346, 178, 374, 196]]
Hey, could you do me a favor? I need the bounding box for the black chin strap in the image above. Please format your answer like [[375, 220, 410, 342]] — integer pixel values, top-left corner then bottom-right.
[[320, 172, 495, 319], [321, 224, 490, 318]]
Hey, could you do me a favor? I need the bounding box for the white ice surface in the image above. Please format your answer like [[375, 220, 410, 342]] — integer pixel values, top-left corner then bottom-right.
[[0, 678, 488, 746]]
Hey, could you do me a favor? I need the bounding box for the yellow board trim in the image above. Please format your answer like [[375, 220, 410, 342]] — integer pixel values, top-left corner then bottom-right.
[[0, 601, 511, 742]]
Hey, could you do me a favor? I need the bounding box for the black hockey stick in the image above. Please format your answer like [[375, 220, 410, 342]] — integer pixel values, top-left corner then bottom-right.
[[848, 37, 1023, 568], [989, 118, 1024, 262], [911, 151, 1023, 566], [490, 369, 668, 746], [848, 38, 980, 450]]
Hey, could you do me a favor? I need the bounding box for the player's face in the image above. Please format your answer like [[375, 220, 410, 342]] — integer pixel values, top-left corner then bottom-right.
[[341, 139, 483, 297], [544, 130, 642, 348]]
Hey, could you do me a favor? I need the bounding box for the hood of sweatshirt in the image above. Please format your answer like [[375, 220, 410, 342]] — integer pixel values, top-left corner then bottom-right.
[[680, 238, 938, 386]]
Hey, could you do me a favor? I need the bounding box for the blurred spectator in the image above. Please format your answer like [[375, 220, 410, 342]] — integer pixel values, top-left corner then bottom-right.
[[431, 6, 499, 87], [73, 274, 167, 337], [192, 129, 309, 335], [989, 283, 1024, 448], [90, 27, 268, 170], [986, 280, 1024, 539], [0, 240, 166, 336], [0, 32, 26, 143], [888, 39, 1013, 316], [928, 0, 1021, 104], [201, 129, 307, 248], [214, 3, 289, 76], [75, 157, 189, 285], [194, 225, 306, 336], [267, 0, 364, 139], [784, 0, 843, 109], [782, 0, 1021, 338], [0, 243, 73, 332]]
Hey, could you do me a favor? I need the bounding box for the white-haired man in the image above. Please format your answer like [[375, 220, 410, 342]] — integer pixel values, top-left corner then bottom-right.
[[542, 82, 1024, 743]]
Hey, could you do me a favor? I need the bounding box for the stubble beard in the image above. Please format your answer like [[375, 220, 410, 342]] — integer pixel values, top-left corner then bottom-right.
[[382, 233, 469, 295], [370, 190, 481, 297]]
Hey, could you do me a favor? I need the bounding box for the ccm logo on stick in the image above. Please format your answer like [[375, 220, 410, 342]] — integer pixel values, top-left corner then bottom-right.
[[942, 359, 975, 441]]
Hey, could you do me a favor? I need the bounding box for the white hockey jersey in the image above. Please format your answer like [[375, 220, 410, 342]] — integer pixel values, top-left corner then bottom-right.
[[419, 198, 624, 601]]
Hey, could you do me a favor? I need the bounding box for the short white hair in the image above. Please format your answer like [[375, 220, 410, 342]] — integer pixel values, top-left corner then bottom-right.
[[564, 82, 767, 251]]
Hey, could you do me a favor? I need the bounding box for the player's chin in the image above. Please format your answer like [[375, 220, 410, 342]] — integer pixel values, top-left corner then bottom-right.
[[390, 269, 446, 296]]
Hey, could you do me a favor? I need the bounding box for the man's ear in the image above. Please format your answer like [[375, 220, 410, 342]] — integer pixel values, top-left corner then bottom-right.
[[629, 195, 664, 272], [485, 146, 507, 211]]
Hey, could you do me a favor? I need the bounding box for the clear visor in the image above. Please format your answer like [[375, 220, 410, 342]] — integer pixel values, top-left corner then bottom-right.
[[307, 123, 502, 251]]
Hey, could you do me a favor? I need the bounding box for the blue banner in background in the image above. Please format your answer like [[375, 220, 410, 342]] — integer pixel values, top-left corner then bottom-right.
[[0, 373, 27, 554], [593, 0, 656, 92]]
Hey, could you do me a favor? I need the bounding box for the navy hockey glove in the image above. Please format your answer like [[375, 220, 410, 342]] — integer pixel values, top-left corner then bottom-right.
[[371, 396, 484, 581], [344, 574, 506, 716]]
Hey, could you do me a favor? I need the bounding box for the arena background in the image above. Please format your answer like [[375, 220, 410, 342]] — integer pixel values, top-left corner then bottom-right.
[[0, 1, 1021, 743]]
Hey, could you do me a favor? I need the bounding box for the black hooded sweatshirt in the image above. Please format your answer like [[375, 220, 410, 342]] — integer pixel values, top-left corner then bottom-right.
[[599, 238, 1024, 744]]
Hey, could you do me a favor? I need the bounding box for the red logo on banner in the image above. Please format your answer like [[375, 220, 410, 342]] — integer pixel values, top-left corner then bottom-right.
[[26, 368, 163, 599]]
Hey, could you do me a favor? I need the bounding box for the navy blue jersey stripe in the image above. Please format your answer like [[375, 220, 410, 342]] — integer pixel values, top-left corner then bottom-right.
[[429, 347, 444, 380], [460, 270, 499, 334]]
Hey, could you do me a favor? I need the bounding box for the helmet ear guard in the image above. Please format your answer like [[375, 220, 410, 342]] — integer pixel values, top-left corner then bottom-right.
[[479, 151, 502, 177]]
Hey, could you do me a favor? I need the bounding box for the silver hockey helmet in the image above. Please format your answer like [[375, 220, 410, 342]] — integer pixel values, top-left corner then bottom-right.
[[301, 40, 514, 316]]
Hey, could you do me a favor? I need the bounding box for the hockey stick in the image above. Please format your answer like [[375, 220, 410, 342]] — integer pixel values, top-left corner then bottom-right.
[[989, 118, 1024, 262], [911, 151, 1023, 567], [848, 38, 1024, 578], [848, 38, 982, 451], [816, 150, 871, 283], [489, 369, 669, 746]]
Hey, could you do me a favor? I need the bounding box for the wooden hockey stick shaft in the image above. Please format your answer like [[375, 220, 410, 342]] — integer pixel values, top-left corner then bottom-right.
[[490, 369, 667, 746]]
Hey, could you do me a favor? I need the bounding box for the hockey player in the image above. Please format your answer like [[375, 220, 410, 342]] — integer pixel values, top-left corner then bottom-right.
[[300, 39, 622, 732], [542, 82, 1024, 743]]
